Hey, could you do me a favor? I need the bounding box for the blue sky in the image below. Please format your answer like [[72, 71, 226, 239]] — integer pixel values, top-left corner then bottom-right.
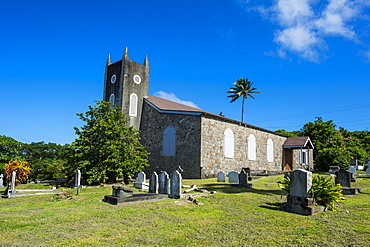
[[1, 0, 370, 144]]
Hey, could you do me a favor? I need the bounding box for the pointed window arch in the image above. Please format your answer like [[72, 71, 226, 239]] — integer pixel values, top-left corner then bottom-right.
[[267, 138, 274, 162], [224, 128, 234, 158], [109, 94, 115, 106], [129, 93, 138, 117], [248, 134, 256, 160], [163, 126, 176, 156]]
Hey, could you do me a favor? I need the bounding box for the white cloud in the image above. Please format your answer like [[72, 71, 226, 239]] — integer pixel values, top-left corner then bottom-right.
[[154, 91, 200, 109], [274, 24, 324, 62], [275, 0, 314, 26], [315, 0, 357, 38], [243, 0, 370, 62]]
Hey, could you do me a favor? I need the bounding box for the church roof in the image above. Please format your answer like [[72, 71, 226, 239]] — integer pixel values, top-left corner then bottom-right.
[[283, 136, 314, 149], [146, 95, 204, 113], [145, 95, 287, 137]]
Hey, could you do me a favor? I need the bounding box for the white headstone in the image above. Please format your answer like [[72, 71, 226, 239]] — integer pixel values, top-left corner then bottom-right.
[[170, 170, 182, 198], [149, 172, 158, 194], [228, 171, 239, 183], [74, 170, 81, 188], [290, 169, 312, 198], [348, 166, 357, 175], [217, 171, 226, 182], [137, 172, 146, 183], [158, 171, 169, 194], [0, 174, 4, 188], [134, 171, 148, 190], [10, 171, 16, 193]]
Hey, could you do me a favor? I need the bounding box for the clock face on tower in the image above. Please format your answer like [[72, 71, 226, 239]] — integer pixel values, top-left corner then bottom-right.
[[133, 75, 141, 84], [111, 74, 116, 84]]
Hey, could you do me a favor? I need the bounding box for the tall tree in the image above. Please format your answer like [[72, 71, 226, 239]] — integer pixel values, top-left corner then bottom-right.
[[0, 135, 22, 170], [69, 100, 149, 184], [20, 142, 71, 180], [227, 78, 259, 122]]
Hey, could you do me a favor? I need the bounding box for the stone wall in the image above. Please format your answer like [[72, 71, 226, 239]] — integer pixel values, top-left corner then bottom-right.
[[200, 114, 287, 178], [140, 102, 202, 178], [291, 149, 314, 171]]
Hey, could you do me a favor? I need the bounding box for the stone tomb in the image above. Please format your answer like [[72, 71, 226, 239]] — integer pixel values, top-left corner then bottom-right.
[[335, 168, 360, 195], [103, 185, 167, 205], [283, 169, 324, 215]]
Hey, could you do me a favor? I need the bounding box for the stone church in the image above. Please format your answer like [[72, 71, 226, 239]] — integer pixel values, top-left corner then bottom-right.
[[103, 48, 314, 178]]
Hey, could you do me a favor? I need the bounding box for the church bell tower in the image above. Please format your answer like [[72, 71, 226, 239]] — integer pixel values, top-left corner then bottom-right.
[[103, 47, 149, 130]]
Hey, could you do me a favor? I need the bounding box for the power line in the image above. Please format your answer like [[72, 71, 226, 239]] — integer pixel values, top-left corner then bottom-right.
[[253, 102, 370, 123]]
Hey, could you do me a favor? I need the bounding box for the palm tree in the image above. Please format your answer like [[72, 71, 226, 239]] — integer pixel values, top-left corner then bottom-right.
[[227, 78, 260, 123]]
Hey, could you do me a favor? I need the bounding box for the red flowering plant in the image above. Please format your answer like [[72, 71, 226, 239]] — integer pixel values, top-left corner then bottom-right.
[[5, 160, 32, 184]]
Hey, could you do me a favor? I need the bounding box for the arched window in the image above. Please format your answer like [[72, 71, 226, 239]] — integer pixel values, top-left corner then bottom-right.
[[129, 93, 138, 117], [109, 94, 115, 106], [163, 126, 176, 156], [248, 134, 256, 160], [224, 128, 234, 158], [267, 138, 274, 163]]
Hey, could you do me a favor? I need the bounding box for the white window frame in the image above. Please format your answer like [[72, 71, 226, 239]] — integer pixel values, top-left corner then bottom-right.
[[129, 93, 138, 117], [248, 134, 256, 161], [109, 94, 115, 106], [267, 138, 274, 163], [224, 128, 234, 158], [163, 126, 176, 156], [300, 150, 307, 165]]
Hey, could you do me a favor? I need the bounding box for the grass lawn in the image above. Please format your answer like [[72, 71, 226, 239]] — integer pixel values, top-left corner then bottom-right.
[[1, 173, 369, 246]]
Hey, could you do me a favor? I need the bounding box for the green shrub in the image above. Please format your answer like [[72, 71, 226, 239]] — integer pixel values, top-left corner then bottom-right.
[[278, 174, 344, 211], [312, 175, 344, 210]]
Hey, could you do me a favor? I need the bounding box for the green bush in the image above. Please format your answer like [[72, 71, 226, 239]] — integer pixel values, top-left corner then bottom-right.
[[278, 174, 344, 210]]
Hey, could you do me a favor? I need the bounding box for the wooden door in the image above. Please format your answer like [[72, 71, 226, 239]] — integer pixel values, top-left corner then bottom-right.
[[284, 149, 293, 172]]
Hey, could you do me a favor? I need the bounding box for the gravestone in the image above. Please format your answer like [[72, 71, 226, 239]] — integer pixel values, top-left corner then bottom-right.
[[0, 174, 4, 188], [348, 166, 357, 175], [283, 169, 323, 215], [239, 170, 247, 185], [367, 166, 370, 176], [238, 169, 252, 188], [329, 166, 340, 175], [217, 171, 226, 182], [242, 168, 251, 180], [228, 171, 239, 183], [74, 170, 81, 188], [149, 172, 158, 194], [158, 171, 169, 194], [134, 171, 149, 190], [290, 169, 312, 198], [335, 169, 351, 188], [350, 159, 358, 170], [170, 170, 182, 199], [10, 171, 16, 193]]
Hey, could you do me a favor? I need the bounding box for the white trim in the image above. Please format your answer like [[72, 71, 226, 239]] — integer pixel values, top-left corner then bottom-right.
[[129, 93, 138, 117]]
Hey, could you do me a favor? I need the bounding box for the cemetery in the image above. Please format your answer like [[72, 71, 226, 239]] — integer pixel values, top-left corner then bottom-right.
[[1, 166, 369, 246]]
